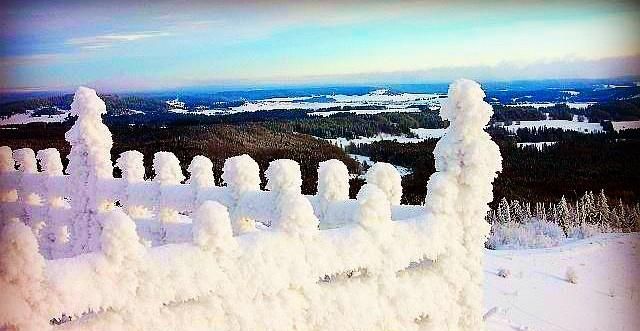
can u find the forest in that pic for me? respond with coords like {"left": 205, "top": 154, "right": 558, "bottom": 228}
{"left": 2, "top": 118, "right": 639, "bottom": 208}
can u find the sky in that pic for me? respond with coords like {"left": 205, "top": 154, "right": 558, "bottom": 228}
{"left": 1, "top": 0, "right": 639, "bottom": 92}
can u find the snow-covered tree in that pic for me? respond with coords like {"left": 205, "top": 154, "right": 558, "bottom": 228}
{"left": 509, "top": 200, "right": 522, "bottom": 223}
{"left": 497, "top": 197, "right": 511, "bottom": 224}
{"left": 535, "top": 202, "right": 547, "bottom": 221}
{"left": 524, "top": 202, "right": 532, "bottom": 220}
{"left": 595, "top": 189, "right": 610, "bottom": 229}
{"left": 557, "top": 196, "right": 572, "bottom": 234}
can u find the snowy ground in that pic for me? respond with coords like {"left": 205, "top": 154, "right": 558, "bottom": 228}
{"left": 505, "top": 102, "right": 597, "bottom": 109}
{"left": 324, "top": 127, "right": 447, "bottom": 148}
{"left": 0, "top": 109, "right": 70, "bottom": 125}
{"left": 484, "top": 233, "right": 640, "bottom": 331}
{"left": 231, "top": 89, "right": 445, "bottom": 114}
{"left": 504, "top": 118, "right": 603, "bottom": 134}
{"left": 612, "top": 120, "right": 640, "bottom": 132}
{"left": 516, "top": 142, "right": 557, "bottom": 150}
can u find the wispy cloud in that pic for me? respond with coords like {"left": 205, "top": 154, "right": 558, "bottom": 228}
{"left": 0, "top": 53, "right": 64, "bottom": 67}
{"left": 66, "top": 31, "right": 172, "bottom": 49}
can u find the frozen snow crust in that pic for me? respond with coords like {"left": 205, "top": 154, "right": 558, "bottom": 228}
{"left": 0, "top": 80, "right": 502, "bottom": 331}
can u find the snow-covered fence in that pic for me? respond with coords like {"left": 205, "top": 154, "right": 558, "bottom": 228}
{"left": 0, "top": 79, "right": 502, "bottom": 331}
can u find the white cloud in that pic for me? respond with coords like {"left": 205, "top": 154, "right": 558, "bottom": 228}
{"left": 0, "top": 53, "right": 64, "bottom": 67}
{"left": 66, "top": 31, "right": 172, "bottom": 48}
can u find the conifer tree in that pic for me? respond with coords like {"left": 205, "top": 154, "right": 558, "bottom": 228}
{"left": 557, "top": 196, "right": 571, "bottom": 234}
{"left": 596, "top": 189, "right": 610, "bottom": 229}
{"left": 498, "top": 197, "right": 511, "bottom": 224}
{"left": 510, "top": 200, "right": 524, "bottom": 224}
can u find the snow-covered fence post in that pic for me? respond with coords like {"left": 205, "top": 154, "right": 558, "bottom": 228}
{"left": 354, "top": 184, "right": 393, "bottom": 276}
{"left": 12, "top": 148, "right": 41, "bottom": 229}
{"left": 36, "top": 148, "right": 66, "bottom": 258}
{"left": 355, "top": 184, "right": 392, "bottom": 230}
{"left": 192, "top": 201, "right": 236, "bottom": 252}
{"left": 65, "top": 86, "right": 114, "bottom": 255}
{"left": 317, "top": 159, "right": 349, "bottom": 219}
{"left": 424, "top": 79, "right": 502, "bottom": 330}
{"left": 0, "top": 146, "right": 19, "bottom": 222}
{"left": 100, "top": 209, "right": 145, "bottom": 266}
{"left": 265, "top": 159, "right": 318, "bottom": 235}
{"left": 222, "top": 154, "right": 260, "bottom": 234}
{"left": 115, "top": 150, "right": 148, "bottom": 218}
{"left": 364, "top": 162, "right": 402, "bottom": 206}
{"left": 274, "top": 192, "right": 319, "bottom": 235}
{"left": 0, "top": 221, "right": 50, "bottom": 331}
{"left": 187, "top": 155, "right": 215, "bottom": 207}
{"left": 152, "top": 151, "right": 185, "bottom": 226}
{"left": 0, "top": 146, "right": 15, "bottom": 173}
{"left": 265, "top": 159, "right": 302, "bottom": 194}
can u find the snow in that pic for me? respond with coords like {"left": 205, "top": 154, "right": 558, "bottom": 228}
{"left": 516, "top": 142, "right": 557, "bottom": 150}
{"left": 484, "top": 233, "right": 640, "bottom": 331}
{"left": 409, "top": 127, "right": 448, "bottom": 139}
{"left": 36, "top": 149, "right": 64, "bottom": 176}
{"left": 153, "top": 151, "right": 185, "bottom": 185}
{"left": 611, "top": 120, "right": 640, "bottom": 132}
{"left": 265, "top": 159, "right": 303, "bottom": 194}
{"left": 505, "top": 102, "right": 596, "bottom": 109}
{"left": 64, "top": 86, "right": 114, "bottom": 255}
{"left": 186, "top": 155, "right": 215, "bottom": 188}
{"left": 505, "top": 119, "right": 603, "bottom": 134}
{"left": 0, "top": 109, "right": 70, "bottom": 126}
{"left": 308, "top": 107, "right": 421, "bottom": 117}
{"left": 0, "top": 80, "right": 504, "bottom": 331}
{"left": 349, "top": 154, "right": 412, "bottom": 177}
{"left": 231, "top": 89, "right": 445, "bottom": 114}
{"left": 364, "top": 162, "right": 402, "bottom": 205}
{"left": 317, "top": 159, "right": 350, "bottom": 218}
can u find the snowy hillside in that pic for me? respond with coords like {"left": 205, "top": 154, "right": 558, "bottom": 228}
{"left": 484, "top": 233, "right": 640, "bottom": 331}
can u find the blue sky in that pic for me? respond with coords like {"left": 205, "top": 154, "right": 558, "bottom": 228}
{"left": 1, "top": 0, "right": 639, "bottom": 92}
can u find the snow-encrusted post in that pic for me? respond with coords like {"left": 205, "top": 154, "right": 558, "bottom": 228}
{"left": 115, "top": 150, "right": 148, "bottom": 218}
{"left": 100, "top": 209, "right": 145, "bottom": 265}
{"left": 13, "top": 148, "right": 41, "bottom": 229}
{"left": 36, "top": 148, "right": 66, "bottom": 258}
{"left": 0, "top": 146, "right": 18, "bottom": 222}
{"left": 364, "top": 162, "right": 402, "bottom": 206}
{"left": 424, "top": 79, "right": 502, "bottom": 330}
{"left": 222, "top": 154, "right": 260, "bottom": 234}
{"left": 355, "top": 184, "right": 392, "bottom": 230}
{"left": 187, "top": 155, "right": 216, "bottom": 207}
{"left": 317, "top": 159, "right": 349, "bottom": 220}
{"left": 265, "top": 159, "right": 302, "bottom": 195}
{"left": 153, "top": 151, "right": 185, "bottom": 225}
{"left": 0, "top": 221, "right": 50, "bottom": 331}
{"left": 266, "top": 159, "right": 318, "bottom": 235}
{"left": 65, "top": 86, "right": 114, "bottom": 255}
{"left": 192, "top": 201, "right": 236, "bottom": 252}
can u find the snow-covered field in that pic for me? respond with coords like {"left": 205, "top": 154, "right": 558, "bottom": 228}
{"left": 231, "top": 89, "right": 445, "bottom": 114}
{"left": 504, "top": 119, "right": 603, "bottom": 134}
{"left": 612, "top": 120, "right": 640, "bottom": 132}
{"left": 325, "top": 127, "right": 447, "bottom": 148}
{"left": 505, "top": 102, "right": 597, "bottom": 109}
{"left": 326, "top": 133, "right": 425, "bottom": 148}
{"left": 308, "top": 107, "right": 421, "bottom": 117}
{"left": 484, "top": 233, "right": 640, "bottom": 331}
{"left": 410, "top": 127, "right": 448, "bottom": 139}
{"left": 517, "top": 141, "right": 557, "bottom": 150}
{"left": 0, "top": 109, "right": 70, "bottom": 125}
